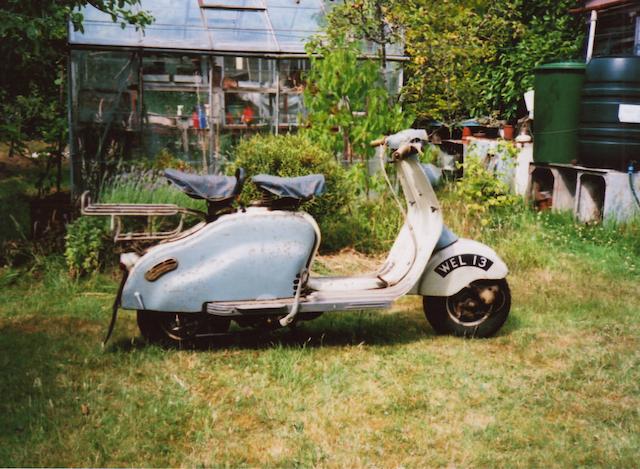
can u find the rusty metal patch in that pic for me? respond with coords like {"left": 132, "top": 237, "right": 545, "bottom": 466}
{"left": 144, "top": 258, "right": 178, "bottom": 282}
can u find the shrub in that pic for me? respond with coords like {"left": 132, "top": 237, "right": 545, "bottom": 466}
{"left": 64, "top": 216, "right": 111, "bottom": 278}
{"left": 455, "top": 142, "right": 520, "bottom": 217}
{"left": 228, "top": 134, "right": 352, "bottom": 234}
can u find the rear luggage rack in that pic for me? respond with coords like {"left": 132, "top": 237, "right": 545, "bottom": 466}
{"left": 80, "top": 191, "right": 206, "bottom": 242}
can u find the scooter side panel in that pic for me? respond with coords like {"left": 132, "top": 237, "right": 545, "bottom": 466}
{"left": 121, "top": 210, "right": 317, "bottom": 312}
{"left": 414, "top": 238, "right": 509, "bottom": 297}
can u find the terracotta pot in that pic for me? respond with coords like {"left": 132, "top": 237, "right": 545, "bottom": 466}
{"left": 502, "top": 124, "right": 514, "bottom": 140}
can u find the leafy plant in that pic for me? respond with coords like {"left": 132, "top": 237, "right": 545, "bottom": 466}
{"left": 323, "top": 163, "right": 404, "bottom": 253}
{"left": 472, "top": 0, "right": 584, "bottom": 119}
{"left": 455, "top": 142, "right": 520, "bottom": 219}
{"left": 64, "top": 216, "right": 110, "bottom": 277}
{"left": 302, "top": 36, "right": 412, "bottom": 161}
{"left": 228, "top": 133, "right": 351, "bottom": 234}
{"left": 325, "top": 0, "right": 584, "bottom": 123}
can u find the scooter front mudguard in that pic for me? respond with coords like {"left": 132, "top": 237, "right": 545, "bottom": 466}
{"left": 414, "top": 238, "right": 509, "bottom": 297}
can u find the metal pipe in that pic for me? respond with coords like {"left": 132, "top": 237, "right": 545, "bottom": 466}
{"left": 586, "top": 10, "right": 598, "bottom": 62}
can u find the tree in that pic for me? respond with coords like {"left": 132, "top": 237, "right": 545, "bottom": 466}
{"left": 321, "top": 0, "right": 402, "bottom": 84}
{"left": 322, "top": 0, "right": 584, "bottom": 125}
{"left": 473, "top": 0, "right": 584, "bottom": 119}
{"left": 0, "top": 1, "right": 151, "bottom": 195}
{"left": 303, "top": 37, "right": 412, "bottom": 162}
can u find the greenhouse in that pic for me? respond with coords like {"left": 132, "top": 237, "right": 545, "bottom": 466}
{"left": 67, "top": 0, "right": 405, "bottom": 189}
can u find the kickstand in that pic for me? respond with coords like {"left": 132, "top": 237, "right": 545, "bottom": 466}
{"left": 103, "top": 270, "right": 129, "bottom": 347}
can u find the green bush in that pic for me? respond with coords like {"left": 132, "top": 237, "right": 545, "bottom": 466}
{"left": 228, "top": 133, "right": 352, "bottom": 237}
{"left": 455, "top": 142, "right": 520, "bottom": 219}
{"left": 64, "top": 216, "right": 111, "bottom": 278}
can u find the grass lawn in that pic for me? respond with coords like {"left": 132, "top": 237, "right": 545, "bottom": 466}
{"left": 0, "top": 208, "right": 639, "bottom": 467}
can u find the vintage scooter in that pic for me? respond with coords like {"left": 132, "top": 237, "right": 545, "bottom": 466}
{"left": 82, "top": 129, "right": 511, "bottom": 345}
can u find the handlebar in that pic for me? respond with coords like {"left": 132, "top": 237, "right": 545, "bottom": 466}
{"left": 392, "top": 142, "right": 422, "bottom": 159}
{"left": 370, "top": 137, "right": 386, "bottom": 147}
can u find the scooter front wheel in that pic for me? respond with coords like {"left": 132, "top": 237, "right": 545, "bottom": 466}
{"left": 423, "top": 279, "right": 511, "bottom": 338}
{"left": 137, "top": 310, "right": 230, "bottom": 346}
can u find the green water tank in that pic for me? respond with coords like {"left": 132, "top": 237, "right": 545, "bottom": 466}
{"left": 578, "top": 56, "right": 640, "bottom": 171}
{"left": 533, "top": 62, "right": 587, "bottom": 164}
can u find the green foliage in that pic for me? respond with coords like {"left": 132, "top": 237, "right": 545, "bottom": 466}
{"left": 317, "top": 0, "right": 402, "bottom": 71}
{"left": 0, "top": 1, "right": 152, "bottom": 194}
{"left": 455, "top": 142, "right": 520, "bottom": 218}
{"left": 0, "top": 177, "right": 31, "bottom": 246}
{"left": 228, "top": 133, "right": 351, "bottom": 235}
{"left": 327, "top": 0, "right": 584, "bottom": 123}
{"left": 473, "top": 0, "right": 585, "bottom": 119}
{"left": 322, "top": 164, "right": 404, "bottom": 253}
{"left": 64, "top": 216, "right": 110, "bottom": 277}
{"left": 302, "top": 37, "right": 412, "bottom": 161}
{"left": 396, "top": 1, "right": 501, "bottom": 125}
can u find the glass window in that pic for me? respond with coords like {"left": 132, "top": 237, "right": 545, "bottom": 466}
{"left": 384, "top": 61, "right": 404, "bottom": 96}
{"left": 223, "top": 57, "right": 276, "bottom": 89}
{"left": 200, "top": 0, "right": 266, "bottom": 8}
{"left": 266, "top": 0, "right": 325, "bottom": 8}
{"left": 72, "top": 51, "right": 140, "bottom": 128}
{"left": 279, "top": 93, "right": 305, "bottom": 126}
{"left": 141, "top": 26, "right": 211, "bottom": 50}
{"left": 268, "top": 7, "right": 324, "bottom": 32}
{"left": 70, "top": 21, "right": 141, "bottom": 46}
{"left": 279, "top": 59, "right": 308, "bottom": 91}
{"left": 224, "top": 92, "right": 275, "bottom": 129}
{"left": 204, "top": 9, "right": 278, "bottom": 51}
{"left": 594, "top": 5, "right": 640, "bottom": 56}
{"left": 141, "top": 55, "right": 213, "bottom": 170}
{"left": 70, "top": 50, "right": 142, "bottom": 190}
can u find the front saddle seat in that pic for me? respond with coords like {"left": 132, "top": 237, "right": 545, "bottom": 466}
{"left": 164, "top": 168, "right": 246, "bottom": 220}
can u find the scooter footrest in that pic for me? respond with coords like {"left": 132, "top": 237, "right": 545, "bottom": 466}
{"left": 206, "top": 299, "right": 293, "bottom": 316}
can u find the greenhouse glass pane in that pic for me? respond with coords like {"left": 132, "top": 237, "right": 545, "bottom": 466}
{"left": 141, "top": 55, "right": 212, "bottom": 170}
{"left": 279, "top": 59, "right": 309, "bottom": 91}
{"left": 266, "top": 0, "right": 324, "bottom": 8}
{"left": 223, "top": 57, "right": 276, "bottom": 88}
{"left": 205, "top": 10, "right": 278, "bottom": 51}
{"left": 145, "top": 0, "right": 197, "bottom": 25}
{"left": 200, "top": 0, "right": 265, "bottom": 8}
{"left": 224, "top": 92, "right": 274, "bottom": 128}
{"left": 205, "top": 9, "right": 268, "bottom": 30}
{"left": 279, "top": 93, "right": 304, "bottom": 126}
{"left": 268, "top": 7, "right": 324, "bottom": 32}
{"left": 70, "top": 21, "right": 141, "bottom": 46}
{"left": 141, "top": 27, "right": 211, "bottom": 49}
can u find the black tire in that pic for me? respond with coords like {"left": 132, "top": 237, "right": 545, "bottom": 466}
{"left": 137, "top": 310, "right": 230, "bottom": 346}
{"left": 423, "top": 279, "right": 511, "bottom": 338}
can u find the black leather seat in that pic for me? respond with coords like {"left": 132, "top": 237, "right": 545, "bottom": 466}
{"left": 252, "top": 174, "right": 325, "bottom": 200}
{"left": 164, "top": 169, "right": 242, "bottom": 201}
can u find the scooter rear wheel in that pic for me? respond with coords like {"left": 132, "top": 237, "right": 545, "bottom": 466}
{"left": 137, "top": 310, "right": 230, "bottom": 346}
{"left": 423, "top": 279, "right": 511, "bottom": 338}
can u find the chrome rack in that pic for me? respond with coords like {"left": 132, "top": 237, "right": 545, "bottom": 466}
{"left": 80, "top": 191, "right": 206, "bottom": 242}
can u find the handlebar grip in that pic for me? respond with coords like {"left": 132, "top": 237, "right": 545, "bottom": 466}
{"left": 392, "top": 143, "right": 414, "bottom": 159}
{"left": 370, "top": 137, "right": 386, "bottom": 147}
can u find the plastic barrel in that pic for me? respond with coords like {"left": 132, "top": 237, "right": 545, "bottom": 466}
{"left": 578, "top": 56, "right": 640, "bottom": 171}
{"left": 533, "top": 62, "right": 586, "bottom": 164}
